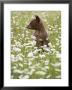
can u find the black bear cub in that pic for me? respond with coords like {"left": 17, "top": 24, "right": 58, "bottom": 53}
{"left": 27, "top": 15, "right": 49, "bottom": 47}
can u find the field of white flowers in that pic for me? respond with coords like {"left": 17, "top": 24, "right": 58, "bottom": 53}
{"left": 11, "top": 11, "right": 61, "bottom": 79}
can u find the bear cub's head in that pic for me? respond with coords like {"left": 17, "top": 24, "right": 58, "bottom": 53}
{"left": 27, "top": 15, "right": 42, "bottom": 30}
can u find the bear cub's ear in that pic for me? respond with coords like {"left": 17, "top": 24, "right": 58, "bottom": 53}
{"left": 35, "top": 15, "right": 40, "bottom": 23}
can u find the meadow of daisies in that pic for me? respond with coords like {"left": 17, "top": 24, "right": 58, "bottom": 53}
{"left": 11, "top": 11, "right": 61, "bottom": 79}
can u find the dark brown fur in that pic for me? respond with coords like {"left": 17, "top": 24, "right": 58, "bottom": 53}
{"left": 27, "top": 15, "right": 49, "bottom": 47}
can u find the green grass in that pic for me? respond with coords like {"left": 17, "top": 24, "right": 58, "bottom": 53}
{"left": 11, "top": 11, "right": 61, "bottom": 79}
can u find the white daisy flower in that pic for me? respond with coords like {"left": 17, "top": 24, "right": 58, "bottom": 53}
{"left": 35, "top": 71, "right": 46, "bottom": 75}
{"left": 39, "top": 54, "right": 45, "bottom": 58}
{"left": 48, "top": 42, "right": 53, "bottom": 48}
{"left": 28, "top": 52, "right": 34, "bottom": 58}
{"left": 13, "top": 47, "right": 21, "bottom": 52}
{"left": 11, "top": 54, "right": 15, "bottom": 61}
{"left": 23, "top": 75, "right": 29, "bottom": 79}
{"left": 45, "top": 60, "right": 49, "bottom": 65}
{"left": 31, "top": 35, "right": 36, "bottom": 40}
{"left": 51, "top": 62, "right": 61, "bottom": 67}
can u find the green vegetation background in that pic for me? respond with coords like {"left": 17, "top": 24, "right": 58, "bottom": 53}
{"left": 11, "top": 11, "right": 61, "bottom": 79}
